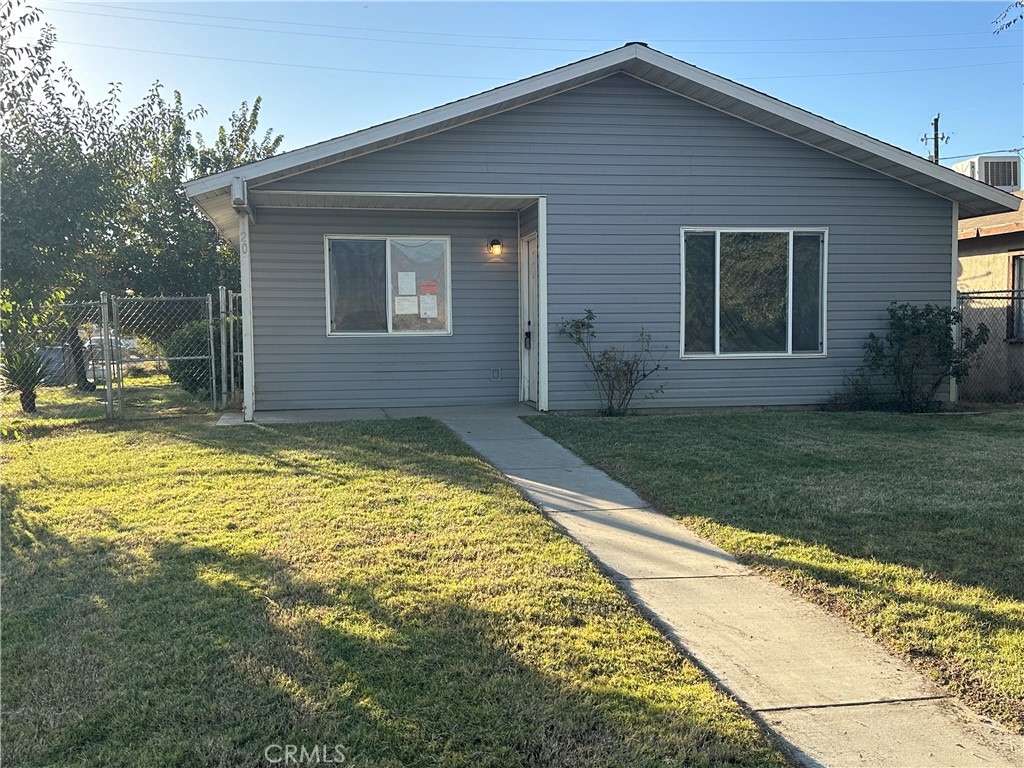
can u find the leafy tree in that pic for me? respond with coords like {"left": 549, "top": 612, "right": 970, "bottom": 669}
{"left": 1, "top": 0, "right": 145, "bottom": 391}
{"left": 2, "top": 0, "right": 283, "bottom": 320}
{"left": 995, "top": 1, "right": 1023, "bottom": 32}
{"left": 190, "top": 96, "right": 283, "bottom": 178}
{"left": 0, "top": 2, "right": 138, "bottom": 322}
{"left": 83, "top": 91, "right": 283, "bottom": 301}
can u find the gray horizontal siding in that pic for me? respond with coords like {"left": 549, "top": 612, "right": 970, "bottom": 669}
{"left": 249, "top": 209, "right": 519, "bottom": 410}
{"left": 253, "top": 73, "right": 953, "bottom": 410}
{"left": 520, "top": 201, "right": 539, "bottom": 237}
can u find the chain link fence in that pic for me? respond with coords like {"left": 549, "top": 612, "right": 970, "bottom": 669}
{"left": 1, "top": 289, "right": 241, "bottom": 430}
{"left": 111, "top": 295, "right": 218, "bottom": 416}
{"left": 958, "top": 290, "right": 1024, "bottom": 403}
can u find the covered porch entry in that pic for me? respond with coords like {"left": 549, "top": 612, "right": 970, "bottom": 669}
{"left": 232, "top": 189, "right": 548, "bottom": 418}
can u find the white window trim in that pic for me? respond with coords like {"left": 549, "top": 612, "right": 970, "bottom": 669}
{"left": 323, "top": 234, "right": 453, "bottom": 338}
{"left": 680, "top": 227, "right": 829, "bottom": 360}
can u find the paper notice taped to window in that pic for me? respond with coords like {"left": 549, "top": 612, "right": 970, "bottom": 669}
{"left": 419, "top": 294, "right": 438, "bottom": 319}
{"left": 395, "top": 296, "right": 419, "bottom": 315}
{"left": 398, "top": 272, "right": 416, "bottom": 296}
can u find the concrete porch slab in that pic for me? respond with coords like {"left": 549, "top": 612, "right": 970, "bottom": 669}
{"left": 214, "top": 403, "right": 535, "bottom": 427}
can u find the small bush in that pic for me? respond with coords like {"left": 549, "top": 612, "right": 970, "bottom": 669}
{"left": 0, "top": 347, "right": 48, "bottom": 413}
{"left": 822, "top": 372, "right": 884, "bottom": 412}
{"left": 860, "top": 302, "right": 989, "bottom": 413}
{"left": 559, "top": 309, "right": 664, "bottom": 416}
{"left": 165, "top": 320, "right": 217, "bottom": 396}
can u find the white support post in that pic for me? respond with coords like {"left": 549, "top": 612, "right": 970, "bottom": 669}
{"left": 950, "top": 201, "right": 960, "bottom": 404}
{"left": 537, "top": 197, "right": 549, "bottom": 412}
{"left": 238, "top": 213, "right": 256, "bottom": 421}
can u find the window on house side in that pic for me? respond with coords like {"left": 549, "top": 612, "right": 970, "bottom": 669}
{"left": 682, "top": 229, "right": 826, "bottom": 357}
{"left": 326, "top": 236, "right": 451, "bottom": 335}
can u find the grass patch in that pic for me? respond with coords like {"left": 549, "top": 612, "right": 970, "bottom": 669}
{"left": 525, "top": 409, "right": 1024, "bottom": 732}
{"left": 1, "top": 372, "right": 209, "bottom": 437}
{"left": 1, "top": 416, "right": 785, "bottom": 767}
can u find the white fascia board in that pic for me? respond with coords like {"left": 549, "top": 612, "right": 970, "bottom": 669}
{"left": 183, "top": 47, "right": 637, "bottom": 199}
{"left": 632, "top": 47, "right": 1016, "bottom": 214}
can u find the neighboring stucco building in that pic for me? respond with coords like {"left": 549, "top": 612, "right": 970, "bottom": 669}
{"left": 184, "top": 44, "right": 1018, "bottom": 420}
{"left": 957, "top": 189, "right": 1024, "bottom": 401}
{"left": 958, "top": 189, "right": 1024, "bottom": 294}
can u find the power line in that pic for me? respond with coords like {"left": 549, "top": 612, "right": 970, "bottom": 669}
{"left": 76, "top": 2, "right": 1013, "bottom": 45}
{"left": 944, "top": 148, "right": 1024, "bottom": 159}
{"left": 744, "top": 60, "right": 1021, "bottom": 81}
{"left": 42, "top": 40, "right": 508, "bottom": 81}
{"left": 47, "top": 8, "right": 597, "bottom": 54}
{"left": 38, "top": 37, "right": 1021, "bottom": 83}
{"left": 47, "top": 7, "right": 1024, "bottom": 56}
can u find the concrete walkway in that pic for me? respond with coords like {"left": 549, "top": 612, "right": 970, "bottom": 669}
{"left": 221, "top": 405, "right": 1022, "bottom": 766}
{"left": 435, "top": 407, "right": 1021, "bottom": 768}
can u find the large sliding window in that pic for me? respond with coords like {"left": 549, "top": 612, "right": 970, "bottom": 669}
{"left": 681, "top": 228, "right": 826, "bottom": 357}
{"left": 326, "top": 235, "right": 451, "bottom": 336}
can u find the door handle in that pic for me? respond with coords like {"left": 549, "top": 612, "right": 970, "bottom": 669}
{"left": 524, "top": 331, "right": 532, "bottom": 350}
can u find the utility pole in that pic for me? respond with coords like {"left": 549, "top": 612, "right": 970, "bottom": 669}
{"left": 920, "top": 114, "right": 951, "bottom": 163}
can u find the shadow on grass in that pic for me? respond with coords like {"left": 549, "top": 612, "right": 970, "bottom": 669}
{"left": 0, "top": 506, "right": 770, "bottom": 768}
{"left": 744, "top": 548, "right": 1024, "bottom": 730}
{"left": 1, "top": 375, "right": 211, "bottom": 440}
{"left": 527, "top": 412, "right": 1024, "bottom": 603}
{"left": 30, "top": 414, "right": 512, "bottom": 503}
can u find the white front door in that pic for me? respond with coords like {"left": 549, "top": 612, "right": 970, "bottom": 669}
{"left": 521, "top": 235, "right": 540, "bottom": 403}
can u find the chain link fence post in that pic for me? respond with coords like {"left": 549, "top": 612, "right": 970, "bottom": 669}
{"left": 218, "top": 286, "right": 229, "bottom": 409}
{"left": 110, "top": 296, "right": 125, "bottom": 416}
{"left": 206, "top": 294, "right": 217, "bottom": 411}
{"left": 99, "top": 292, "right": 115, "bottom": 419}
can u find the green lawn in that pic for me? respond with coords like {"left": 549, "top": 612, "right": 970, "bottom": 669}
{"left": 1, "top": 371, "right": 209, "bottom": 436}
{"left": 525, "top": 409, "right": 1024, "bottom": 732}
{"left": 1, "top": 416, "right": 786, "bottom": 767}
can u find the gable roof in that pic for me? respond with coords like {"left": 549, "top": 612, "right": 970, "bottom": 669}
{"left": 185, "top": 43, "right": 1018, "bottom": 220}
{"left": 958, "top": 190, "right": 1024, "bottom": 240}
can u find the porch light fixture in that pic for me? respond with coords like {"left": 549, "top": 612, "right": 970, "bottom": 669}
{"left": 488, "top": 239, "right": 503, "bottom": 256}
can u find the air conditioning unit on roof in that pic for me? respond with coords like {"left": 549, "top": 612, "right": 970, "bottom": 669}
{"left": 951, "top": 155, "right": 1021, "bottom": 192}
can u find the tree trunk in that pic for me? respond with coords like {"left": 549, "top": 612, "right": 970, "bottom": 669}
{"left": 19, "top": 389, "right": 37, "bottom": 413}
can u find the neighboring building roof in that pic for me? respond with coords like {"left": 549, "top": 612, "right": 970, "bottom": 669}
{"left": 957, "top": 189, "right": 1024, "bottom": 240}
{"left": 185, "top": 43, "right": 1019, "bottom": 225}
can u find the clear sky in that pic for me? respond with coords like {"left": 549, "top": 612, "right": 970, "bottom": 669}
{"left": 35, "top": 1, "right": 1024, "bottom": 169}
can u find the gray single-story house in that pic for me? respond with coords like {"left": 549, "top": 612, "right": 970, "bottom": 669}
{"left": 184, "top": 43, "right": 1018, "bottom": 420}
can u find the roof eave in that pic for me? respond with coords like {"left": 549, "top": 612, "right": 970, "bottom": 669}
{"left": 182, "top": 43, "right": 1019, "bottom": 219}
{"left": 183, "top": 45, "right": 638, "bottom": 199}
